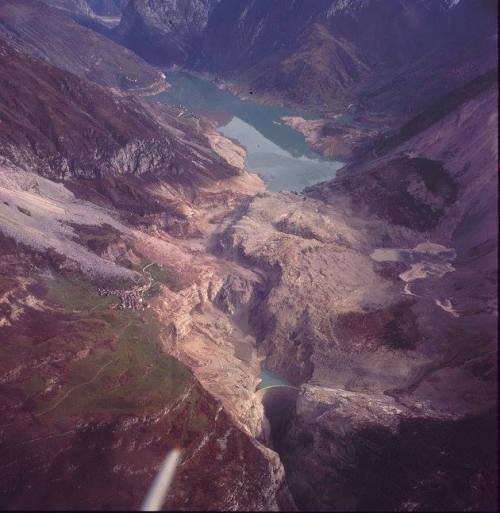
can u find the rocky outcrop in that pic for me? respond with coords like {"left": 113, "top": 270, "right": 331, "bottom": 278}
{"left": 0, "top": 3, "right": 497, "bottom": 510}
{"left": 116, "top": 0, "right": 221, "bottom": 65}
{"left": 155, "top": 260, "right": 272, "bottom": 441}
{"left": 42, "top": 0, "right": 128, "bottom": 17}
{"left": 220, "top": 191, "right": 408, "bottom": 386}
{"left": 0, "top": 159, "right": 293, "bottom": 510}
{"left": 216, "top": 78, "right": 498, "bottom": 510}
{"left": 279, "top": 386, "right": 496, "bottom": 511}
{"left": 0, "top": 246, "right": 291, "bottom": 510}
{"left": 0, "top": 33, "right": 295, "bottom": 510}
{"left": 0, "top": 39, "right": 242, "bottom": 193}
{"left": 282, "top": 116, "right": 378, "bottom": 160}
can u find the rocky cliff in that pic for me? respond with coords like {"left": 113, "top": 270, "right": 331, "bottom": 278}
{"left": 116, "top": 0, "right": 220, "bottom": 65}
{"left": 0, "top": 227, "right": 292, "bottom": 510}
{"left": 42, "top": 0, "right": 128, "bottom": 17}
{"left": 0, "top": 3, "right": 497, "bottom": 510}
{"left": 0, "top": 39, "right": 239, "bottom": 189}
{"left": 215, "top": 75, "right": 498, "bottom": 510}
{"left": 0, "top": 39, "right": 293, "bottom": 510}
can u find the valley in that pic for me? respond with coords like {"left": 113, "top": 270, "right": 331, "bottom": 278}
{"left": 150, "top": 71, "right": 344, "bottom": 191}
{"left": 0, "top": 1, "right": 497, "bottom": 511}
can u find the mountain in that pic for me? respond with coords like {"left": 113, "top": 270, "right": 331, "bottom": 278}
{"left": 0, "top": 0, "right": 165, "bottom": 92}
{"left": 0, "top": 1, "right": 497, "bottom": 511}
{"left": 41, "top": 0, "right": 128, "bottom": 17}
{"left": 116, "top": 0, "right": 221, "bottom": 65}
{"left": 0, "top": 38, "right": 237, "bottom": 184}
{"left": 117, "top": 0, "right": 497, "bottom": 115}
{"left": 217, "top": 73, "right": 498, "bottom": 511}
{"left": 0, "top": 39, "right": 295, "bottom": 509}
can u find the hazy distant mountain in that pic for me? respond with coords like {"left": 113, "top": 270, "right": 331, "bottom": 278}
{"left": 0, "top": 1, "right": 497, "bottom": 511}
{"left": 0, "top": 0, "right": 165, "bottom": 91}
{"left": 117, "top": 0, "right": 497, "bottom": 115}
{"left": 42, "top": 0, "right": 128, "bottom": 16}
{"left": 116, "top": 0, "right": 221, "bottom": 64}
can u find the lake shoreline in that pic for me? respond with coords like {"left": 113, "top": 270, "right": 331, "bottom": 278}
{"left": 149, "top": 70, "right": 344, "bottom": 193}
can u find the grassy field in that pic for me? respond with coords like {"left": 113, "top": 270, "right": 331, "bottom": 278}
{"left": 3, "top": 272, "right": 195, "bottom": 423}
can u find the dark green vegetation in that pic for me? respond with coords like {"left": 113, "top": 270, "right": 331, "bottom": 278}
{"left": 69, "top": 224, "right": 187, "bottom": 295}
{"left": 0, "top": 0, "right": 496, "bottom": 509}
{"left": 145, "top": 263, "right": 185, "bottom": 293}
{"left": 0, "top": 256, "right": 249, "bottom": 510}
{"left": 0, "top": 272, "right": 193, "bottom": 423}
{"left": 48, "top": 275, "right": 188, "bottom": 412}
{"left": 116, "top": 256, "right": 186, "bottom": 295}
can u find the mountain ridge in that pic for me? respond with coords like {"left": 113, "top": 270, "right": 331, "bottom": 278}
{"left": 0, "top": 0, "right": 166, "bottom": 92}
{"left": 0, "top": 1, "right": 497, "bottom": 510}
{"left": 116, "top": 0, "right": 497, "bottom": 118}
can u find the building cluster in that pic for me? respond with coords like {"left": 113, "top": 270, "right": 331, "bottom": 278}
{"left": 171, "top": 104, "right": 200, "bottom": 121}
{"left": 98, "top": 287, "right": 144, "bottom": 310}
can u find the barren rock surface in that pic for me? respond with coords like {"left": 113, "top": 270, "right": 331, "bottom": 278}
{"left": 282, "top": 116, "right": 378, "bottom": 160}
{"left": 0, "top": 38, "right": 292, "bottom": 510}
{"left": 0, "top": 4, "right": 497, "bottom": 509}
{"left": 235, "top": 79, "right": 498, "bottom": 511}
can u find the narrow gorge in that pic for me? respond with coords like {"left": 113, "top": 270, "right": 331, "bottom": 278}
{"left": 0, "top": 0, "right": 497, "bottom": 511}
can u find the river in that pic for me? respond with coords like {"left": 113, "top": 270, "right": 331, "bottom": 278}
{"left": 149, "top": 71, "right": 344, "bottom": 192}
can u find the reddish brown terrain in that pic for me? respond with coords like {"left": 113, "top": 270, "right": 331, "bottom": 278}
{"left": 0, "top": 1, "right": 497, "bottom": 511}
{"left": 0, "top": 36, "right": 290, "bottom": 511}
{"left": 42, "top": 0, "right": 128, "bottom": 17}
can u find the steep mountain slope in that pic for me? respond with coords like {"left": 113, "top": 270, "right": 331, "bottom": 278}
{"left": 0, "top": 39, "right": 236, "bottom": 187}
{"left": 199, "top": 0, "right": 497, "bottom": 114}
{"left": 0, "top": 182, "right": 292, "bottom": 510}
{"left": 116, "top": 0, "right": 220, "bottom": 65}
{"left": 41, "top": 0, "right": 128, "bottom": 17}
{"left": 0, "top": 2, "right": 497, "bottom": 511}
{"left": 87, "top": 0, "right": 128, "bottom": 16}
{"left": 0, "top": 40, "right": 294, "bottom": 510}
{"left": 0, "top": 0, "right": 165, "bottom": 92}
{"left": 216, "top": 74, "right": 498, "bottom": 510}
{"left": 117, "top": 0, "right": 497, "bottom": 115}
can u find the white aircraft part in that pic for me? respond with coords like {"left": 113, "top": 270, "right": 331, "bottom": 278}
{"left": 141, "top": 448, "right": 182, "bottom": 511}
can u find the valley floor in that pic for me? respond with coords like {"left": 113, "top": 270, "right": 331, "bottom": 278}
{"left": 0, "top": 17, "right": 497, "bottom": 509}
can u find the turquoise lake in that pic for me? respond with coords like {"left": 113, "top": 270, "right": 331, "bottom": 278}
{"left": 150, "top": 71, "right": 344, "bottom": 192}
{"left": 256, "top": 369, "right": 292, "bottom": 391}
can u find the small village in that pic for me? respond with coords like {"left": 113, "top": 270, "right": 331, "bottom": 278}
{"left": 97, "top": 287, "right": 144, "bottom": 310}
